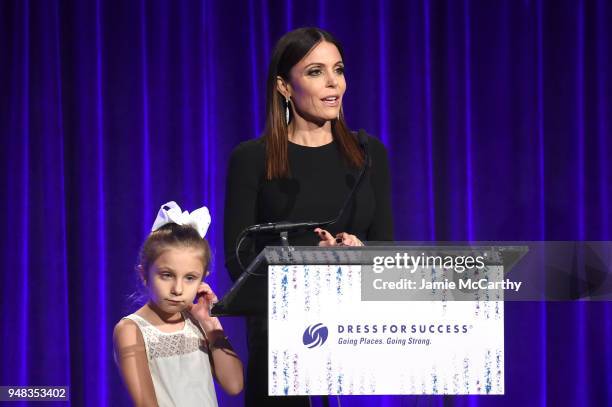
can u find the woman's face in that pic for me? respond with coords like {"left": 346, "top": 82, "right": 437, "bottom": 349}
{"left": 281, "top": 41, "right": 346, "bottom": 125}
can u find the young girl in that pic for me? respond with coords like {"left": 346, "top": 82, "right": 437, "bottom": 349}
{"left": 114, "top": 201, "right": 243, "bottom": 407}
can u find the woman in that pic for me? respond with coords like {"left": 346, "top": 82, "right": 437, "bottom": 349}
{"left": 224, "top": 27, "right": 393, "bottom": 406}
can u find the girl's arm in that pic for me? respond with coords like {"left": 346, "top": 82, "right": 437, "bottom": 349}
{"left": 188, "top": 283, "right": 244, "bottom": 395}
{"left": 207, "top": 329, "right": 244, "bottom": 395}
{"left": 113, "top": 319, "right": 159, "bottom": 407}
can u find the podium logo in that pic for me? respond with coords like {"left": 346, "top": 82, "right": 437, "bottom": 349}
{"left": 302, "top": 323, "right": 328, "bottom": 348}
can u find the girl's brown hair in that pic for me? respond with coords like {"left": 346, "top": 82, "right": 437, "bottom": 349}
{"left": 138, "top": 223, "right": 211, "bottom": 274}
{"left": 263, "top": 27, "right": 364, "bottom": 180}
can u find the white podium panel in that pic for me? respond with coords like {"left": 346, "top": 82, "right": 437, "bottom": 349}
{"left": 268, "top": 264, "right": 504, "bottom": 395}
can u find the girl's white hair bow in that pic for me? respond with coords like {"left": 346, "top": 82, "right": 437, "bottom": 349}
{"left": 151, "top": 201, "right": 211, "bottom": 238}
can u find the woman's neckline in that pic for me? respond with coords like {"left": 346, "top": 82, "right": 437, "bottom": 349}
{"left": 288, "top": 139, "right": 335, "bottom": 149}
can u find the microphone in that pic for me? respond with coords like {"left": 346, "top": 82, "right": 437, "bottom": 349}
{"left": 333, "top": 129, "right": 370, "bottom": 224}
{"left": 244, "top": 220, "right": 325, "bottom": 234}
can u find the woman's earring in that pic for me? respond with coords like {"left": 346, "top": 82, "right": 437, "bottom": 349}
{"left": 285, "top": 98, "right": 290, "bottom": 125}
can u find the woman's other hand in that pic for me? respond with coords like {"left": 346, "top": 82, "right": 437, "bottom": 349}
{"left": 314, "top": 228, "right": 363, "bottom": 246}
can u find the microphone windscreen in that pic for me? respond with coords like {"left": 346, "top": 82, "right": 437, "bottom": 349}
{"left": 357, "top": 129, "right": 368, "bottom": 147}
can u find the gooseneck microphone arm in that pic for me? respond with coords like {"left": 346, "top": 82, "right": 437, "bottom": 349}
{"left": 234, "top": 130, "right": 371, "bottom": 274}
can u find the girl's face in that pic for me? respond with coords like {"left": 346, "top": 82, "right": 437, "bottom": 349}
{"left": 145, "top": 246, "right": 205, "bottom": 315}
{"left": 280, "top": 41, "right": 346, "bottom": 125}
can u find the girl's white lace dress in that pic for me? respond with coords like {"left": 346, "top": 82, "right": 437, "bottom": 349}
{"left": 122, "top": 313, "right": 218, "bottom": 407}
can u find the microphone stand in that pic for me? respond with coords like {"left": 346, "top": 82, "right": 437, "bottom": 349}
{"left": 280, "top": 231, "right": 289, "bottom": 247}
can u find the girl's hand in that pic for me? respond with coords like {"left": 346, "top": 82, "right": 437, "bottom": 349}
{"left": 187, "top": 282, "right": 222, "bottom": 335}
{"left": 314, "top": 228, "right": 363, "bottom": 247}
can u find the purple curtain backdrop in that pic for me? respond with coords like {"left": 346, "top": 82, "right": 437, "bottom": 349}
{"left": 1, "top": 0, "right": 611, "bottom": 406}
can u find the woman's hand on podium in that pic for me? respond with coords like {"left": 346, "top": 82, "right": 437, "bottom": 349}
{"left": 315, "top": 228, "right": 363, "bottom": 247}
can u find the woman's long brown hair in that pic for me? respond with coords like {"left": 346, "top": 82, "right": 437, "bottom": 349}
{"left": 263, "top": 27, "right": 364, "bottom": 180}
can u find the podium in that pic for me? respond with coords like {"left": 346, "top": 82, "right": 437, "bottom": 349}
{"left": 213, "top": 245, "right": 528, "bottom": 395}
{"left": 212, "top": 246, "right": 369, "bottom": 316}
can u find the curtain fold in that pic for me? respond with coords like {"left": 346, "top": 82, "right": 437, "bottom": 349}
{"left": 1, "top": 1, "right": 611, "bottom": 406}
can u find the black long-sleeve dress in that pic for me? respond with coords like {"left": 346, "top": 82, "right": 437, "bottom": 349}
{"left": 223, "top": 133, "right": 394, "bottom": 406}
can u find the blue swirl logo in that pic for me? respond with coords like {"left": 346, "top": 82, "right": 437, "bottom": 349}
{"left": 302, "top": 323, "right": 328, "bottom": 348}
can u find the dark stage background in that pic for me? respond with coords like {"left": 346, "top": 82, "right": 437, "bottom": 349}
{"left": 1, "top": 0, "right": 611, "bottom": 406}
